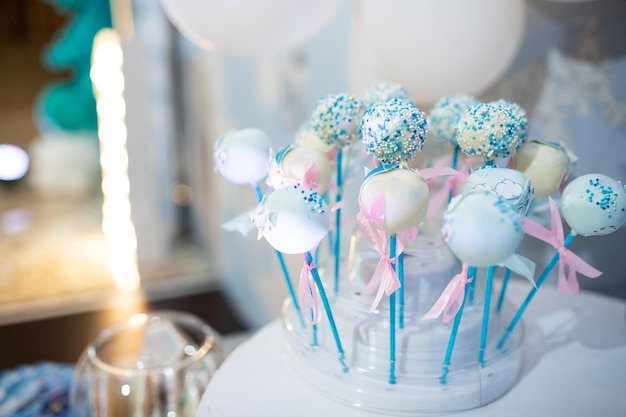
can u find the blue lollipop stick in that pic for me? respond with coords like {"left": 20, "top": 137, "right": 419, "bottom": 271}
{"left": 253, "top": 184, "right": 305, "bottom": 328}
{"left": 398, "top": 251, "right": 405, "bottom": 329}
{"left": 440, "top": 266, "right": 475, "bottom": 384}
{"left": 389, "top": 234, "right": 398, "bottom": 384}
{"left": 478, "top": 265, "right": 496, "bottom": 367}
{"left": 305, "top": 251, "right": 348, "bottom": 372}
{"left": 498, "top": 231, "right": 576, "bottom": 349}
{"left": 333, "top": 150, "right": 343, "bottom": 294}
{"left": 496, "top": 267, "right": 512, "bottom": 313}
{"left": 467, "top": 266, "right": 477, "bottom": 305}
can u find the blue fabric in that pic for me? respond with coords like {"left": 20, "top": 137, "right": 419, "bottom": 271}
{"left": 0, "top": 363, "right": 74, "bottom": 417}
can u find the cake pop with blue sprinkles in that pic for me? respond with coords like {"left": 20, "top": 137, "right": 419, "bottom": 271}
{"left": 310, "top": 93, "right": 366, "bottom": 150}
{"left": 361, "top": 98, "right": 428, "bottom": 166}
{"left": 561, "top": 173, "right": 626, "bottom": 236}
{"left": 456, "top": 102, "right": 526, "bottom": 162}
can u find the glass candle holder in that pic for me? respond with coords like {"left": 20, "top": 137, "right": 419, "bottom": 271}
{"left": 70, "top": 310, "right": 228, "bottom": 417}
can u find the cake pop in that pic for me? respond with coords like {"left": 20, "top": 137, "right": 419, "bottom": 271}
{"left": 514, "top": 140, "right": 573, "bottom": 198}
{"left": 429, "top": 190, "right": 531, "bottom": 381}
{"left": 215, "top": 127, "right": 306, "bottom": 328}
{"left": 499, "top": 173, "right": 626, "bottom": 350}
{"left": 456, "top": 102, "right": 526, "bottom": 162}
{"left": 428, "top": 94, "right": 480, "bottom": 145}
{"left": 361, "top": 99, "right": 427, "bottom": 166}
{"left": 310, "top": 93, "right": 366, "bottom": 293}
{"left": 442, "top": 191, "right": 524, "bottom": 267}
{"left": 310, "top": 93, "right": 365, "bottom": 149}
{"left": 267, "top": 143, "right": 333, "bottom": 194}
{"left": 560, "top": 173, "right": 626, "bottom": 236}
{"left": 358, "top": 165, "right": 430, "bottom": 384}
{"left": 250, "top": 184, "right": 348, "bottom": 372}
{"left": 213, "top": 128, "right": 271, "bottom": 185}
{"left": 362, "top": 81, "right": 414, "bottom": 109}
{"left": 251, "top": 184, "right": 329, "bottom": 255}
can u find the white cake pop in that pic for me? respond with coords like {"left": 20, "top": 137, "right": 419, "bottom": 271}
{"left": 463, "top": 165, "right": 533, "bottom": 215}
{"left": 310, "top": 93, "right": 366, "bottom": 150}
{"left": 442, "top": 191, "right": 523, "bottom": 267}
{"left": 358, "top": 166, "right": 429, "bottom": 233}
{"left": 361, "top": 99, "right": 427, "bottom": 165}
{"left": 561, "top": 173, "right": 626, "bottom": 236}
{"left": 267, "top": 144, "right": 333, "bottom": 194}
{"left": 456, "top": 103, "right": 526, "bottom": 161}
{"left": 250, "top": 184, "right": 330, "bottom": 254}
{"left": 214, "top": 128, "right": 271, "bottom": 185}
{"left": 363, "top": 81, "right": 414, "bottom": 109}
{"left": 428, "top": 94, "right": 480, "bottom": 145}
{"left": 514, "top": 140, "right": 572, "bottom": 198}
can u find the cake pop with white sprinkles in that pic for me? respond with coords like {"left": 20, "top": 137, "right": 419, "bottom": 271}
{"left": 456, "top": 102, "right": 526, "bottom": 162}
{"left": 363, "top": 81, "right": 414, "bottom": 109}
{"left": 561, "top": 173, "right": 626, "bottom": 236}
{"left": 361, "top": 98, "right": 427, "bottom": 166}
{"left": 310, "top": 93, "right": 366, "bottom": 150}
{"left": 428, "top": 94, "right": 481, "bottom": 145}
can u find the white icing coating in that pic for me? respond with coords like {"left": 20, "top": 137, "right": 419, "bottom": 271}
{"left": 250, "top": 184, "right": 330, "bottom": 254}
{"left": 514, "top": 140, "right": 570, "bottom": 198}
{"left": 561, "top": 173, "right": 626, "bottom": 236}
{"left": 463, "top": 166, "right": 533, "bottom": 215}
{"left": 214, "top": 128, "right": 271, "bottom": 185}
{"left": 358, "top": 167, "right": 429, "bottom": 233}
{"left": 267, "top": 144, "right": 333, "bottom": 194}
{"left": 442, "top": 191, "right": 523, "bottom": 267}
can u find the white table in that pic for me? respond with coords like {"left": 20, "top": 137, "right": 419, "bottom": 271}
{"left": 198, "top": 280, "right": 626, "bottom": 416}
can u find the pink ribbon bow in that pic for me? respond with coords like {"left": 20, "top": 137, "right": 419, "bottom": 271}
{"left": 522, "top": 197, "right": 602, "bottom": 293}
{"left": 423, "top": 263, "right": 472, "bottom": 323}
{"left": 421, "top": 164, "right": 470, "bottom": 218}
{"left": 298, "top": 257, "right": 320, "bottom": 324}
{"left": 356, "top": 200, "right": 402, "bottom": 312}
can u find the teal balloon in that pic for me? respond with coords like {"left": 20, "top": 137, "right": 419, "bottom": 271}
{"left": 37, "top": 0, "right": 111, "bottom": 133}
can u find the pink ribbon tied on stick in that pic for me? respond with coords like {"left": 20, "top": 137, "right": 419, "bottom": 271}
{"left": 298, "top": 257, "right": 320, "bottom": 324}
{"left": 357, "top": 195, "right": 403, "bottom": 312}
{"left": 423, "top": 263, "right": 473, "bottom": 323}
{"left": 522, "top": 197, "right": 602, "bottom": 293}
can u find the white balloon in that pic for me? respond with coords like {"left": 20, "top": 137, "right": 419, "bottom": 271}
{"left": 351, "top": 0, "right": 526, "bottom": 105}
{"left": 160, "top": 0, "right": 345, "bottom": 57}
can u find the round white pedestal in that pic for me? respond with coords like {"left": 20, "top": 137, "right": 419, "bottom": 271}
{"left": 197, "top": 280, "right": 626, "bottom": 417}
